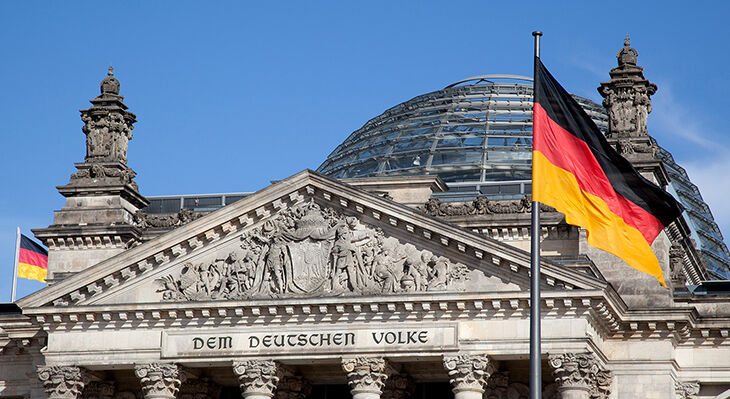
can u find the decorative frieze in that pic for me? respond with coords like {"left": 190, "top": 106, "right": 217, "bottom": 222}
{"left": 675, "top": 380, "right": 700, "bottom": 399}
{"left": 420, "top": 196, "right": 554, "bottom": 217}
{"left": 342, "top": 356, "right": 393, "bottom": 398}
{"left": 443, "top": 354, "right": 494, "bottom": 394}
{"left": 548, "top": 353, "right": 612, "bottom": 399}
{"left": 134, "top": 363, "right": 182, "bottom": 399}
{"left": 232, "top": 360, "right": 282, "bottom": 398}
{"left": 37, "top": 365, "right": 89, "bottom": 399}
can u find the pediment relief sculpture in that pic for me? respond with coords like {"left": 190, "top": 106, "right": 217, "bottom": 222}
{"left": 156, "top": 200, "right": 477, "bottom": 301}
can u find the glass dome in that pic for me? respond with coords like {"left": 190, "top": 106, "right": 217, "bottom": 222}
{"left": 317, "top": 75, "right": 607, "bottom": 200}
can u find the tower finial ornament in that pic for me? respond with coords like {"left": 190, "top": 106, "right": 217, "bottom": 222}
{"left": 624, "top": 34, "right": 630, "bottom": 46}
{"left": 108, "top": 65, "right": 114, "bottom": 76}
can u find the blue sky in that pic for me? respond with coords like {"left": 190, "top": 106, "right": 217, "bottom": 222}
{"left": 2, "top": 1, "right": 729, "bottom": 300}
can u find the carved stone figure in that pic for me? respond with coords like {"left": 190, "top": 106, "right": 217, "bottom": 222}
{"left": 37, "top": 365, "right": 90, "bottom": 399}
{"left": 675, "top": 380, "right": 700, "bottom": 399}
{"left": 156, "top": 200, "right": 471, "bottom": 301}
{"left": 134, "top": 209, "right": 201, "bottom": 229}
{"left": 670, "top": 241, "right": 687, "bottom": 284}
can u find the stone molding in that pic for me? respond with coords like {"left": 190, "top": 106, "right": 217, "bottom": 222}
{"left": 81, "top": 381, "right": 115, "bottom": 399}
{"left": 22, "top": 172, "right": 599, "bottom": 310}
{"left": 275, "top": 375, "right": 312, "bottom": 399}
{"left": 548, "top": 353, "right": 612, "bottom": 398}
{"left": 342, "top": 356, "right": 393, "bottom": 396}
{"left": 381, "top": 373, "right": 415, "bottom": 399}
{"left": 37, "top": 365, "right": 90, "bottom": 399}
{"left": 443, "top": 353, "right": 494, "bottom": 394}
{"left": 675, "top": 380, "right": 700, "bottom": 399}
{"left": 134, "top": 363, "right": 182, "bottom": 398}
{"left": 232, "top": 359, "right": 282, "bottom": 398}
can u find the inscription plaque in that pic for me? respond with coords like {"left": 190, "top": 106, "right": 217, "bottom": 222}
{"left": 161, "top": 324, "right": 458, "bottom": 358}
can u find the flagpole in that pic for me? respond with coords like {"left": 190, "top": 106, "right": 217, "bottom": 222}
{"left": 11, "top": 227, "right": 21, "bottom": 302}
{"left": 530, "top": 30, "right": 543, "bottom": 399}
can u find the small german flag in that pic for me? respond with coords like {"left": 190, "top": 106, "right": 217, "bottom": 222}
{"left": 18, "top": 234, "right": 48, "bottom": 283}
{"left": 532, "top": 59, "right": 683, "bottom": 287}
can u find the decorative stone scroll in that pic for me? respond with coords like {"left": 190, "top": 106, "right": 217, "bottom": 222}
{"left": 548, "top": 353, "right": 612, "bottom": 399}
{"left": 675, "top": 380, "right": 700, "bottom": 399}
{"left": 342, "top": 357, "right": 393, "bottom": 399}
{"left": 156, "top": 200, "right": 471, "bottom": 301}
{"left": 420, "top": 196, "right": 554, "bottom": 217}
{"left": 37, "top": 365, "right": 90, "bottom": 399}
{"left": 443, "top": 354, "right": 494, "bottom": 395}
{"left": 134, "top": 208, "right": 203, "bottom": 229}
{"left": 232, "top": 360, "right": 282, "bottom": 399}
{"left": 134, "top": 363, "right": 182, "bottom": 399}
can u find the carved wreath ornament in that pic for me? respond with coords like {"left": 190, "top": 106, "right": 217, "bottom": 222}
{"left": 156, "top": 200, "right": 470, "bottom": 300}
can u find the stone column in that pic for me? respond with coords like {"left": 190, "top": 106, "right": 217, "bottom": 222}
{"left": 134, "top": 363, "right": 183, "bottom": 399}
{"left": 381, "top": 373, "right": 415, "bottom": 399}
{"left": 37, "top": 365, "right": 90, "bottom": 399}
{"left": 179, "top": 378, "right": 221, "bottom": 399}
{"left": 548, "top": 353, "right": 612, "bottom": 399}
{"left": 232, "top": 360, "right": 282, "bottom": 399}
{"left": 342, "top": 357, "right": 393, "bottom": 399}
{"left": 82, "top": 381, "right": 115, "bottom": 399}
{"left": 275, "top": 375, "right": 312, "bottom": 399}
{"left": 443, "top": 354, "right": 493, "bottom": 399}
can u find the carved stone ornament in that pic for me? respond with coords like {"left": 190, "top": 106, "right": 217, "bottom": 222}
{"left": 69, "top": 163, "right": 139, "bottom": 191}
{"left": 82, "top": 381, "right": 116, "bottom": 399}
{"left": 675, "top": 380, "right": 700, "bottom": 399}
{"left": 342, "top": 357, "right": 392, "bottom": 396}
{"left": 134, "top": 208, "right": 203, "bottom": 229}
{"left": 443, "top": 354, "right": 494, "bottom": 394}
{"left": 381, "top": 373, "right": 415, "bottom": 399}
{"left": 134, "top": 363, "right": 182, "bottom": 399}
{"left": 179, "top": 378, "right": 222, "bottom": 399}
{"left": 156, "top": 200, "right": 471, "bottom": 301}
{"left": 275, "top": 375, "right": 312, "bottom": 399}
{"left": 669, "top": 240, "right": 687, "bottom": 284}
{"left": 420, "top": 195, "right": 554, "bottom": 218}
{"left": 232, "top": 360, "right": 282, "bottom": 398}
{"left": 484, "top": 371, "right": 509, "bottom": 398}
{"left": 37, "top": 365, "right": 90, "bottom": 399}
{"left": 548, "top": 353, "right": 613, "bottom": 398}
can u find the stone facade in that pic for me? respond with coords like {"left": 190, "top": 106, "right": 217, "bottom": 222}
{"left": 2, "top": 42, "right": 730, "bottom": 399}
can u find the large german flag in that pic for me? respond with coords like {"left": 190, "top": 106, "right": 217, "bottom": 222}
{"left": 18, "top": 234, "right": 48, "bottom": 283}
{"left": 532, "top": 59, "right": 683, "bottom": 287}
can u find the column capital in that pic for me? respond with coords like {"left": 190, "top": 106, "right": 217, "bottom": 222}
{"left": 443, "top": 353, "right": 494, "bottom": 394}
{"left": 232, "top": 360, "right": 282, "bottom": 398}
{"left": 134, "top": 363, "right": 183, "bottom": 399}
{"left": 180, "top": 378, "right": 221, "bottom": 399}
{"left": 82, "top": 381, "right": 115, "bottom": 399}
{"left": 675, "top": 380, "right": 700, "bottom": 399}
{"left": 275, "top": 375, "right": 312, "bottom": 399}
{"left": 37, "top": 365, "right": 90, "bottom": 399}
{"left": 342, "top": 356, "right": 393, "bottom": 397}
{"left": 548, "top": 353, "right": 612, "bottom": 398}
{"left": 381, "top": 373, "right": 415, "bottom": 399}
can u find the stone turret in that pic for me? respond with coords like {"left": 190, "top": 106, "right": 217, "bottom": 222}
{"left": 33, "top": 68, "right": 149, "bottom": 284}
{"left": 598, "top": 36, "right": 659, "bottom": 160}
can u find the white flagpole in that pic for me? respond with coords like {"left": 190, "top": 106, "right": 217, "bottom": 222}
{"left": 11, "top": 227, "right": 21, "bottom": 302}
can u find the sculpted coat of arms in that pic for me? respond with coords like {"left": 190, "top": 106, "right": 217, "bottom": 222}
{"left": 156, "top": 200, "right": 471, "bottom": 301}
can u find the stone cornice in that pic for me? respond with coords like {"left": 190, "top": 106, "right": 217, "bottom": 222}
{"left": 19, "top": 170, "right": 606, "bottom": 310}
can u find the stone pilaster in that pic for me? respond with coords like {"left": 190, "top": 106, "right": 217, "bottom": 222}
{"left": 179, "top": 378, "right": 221, "bottom": 399}
{"left": 134, "top": 363, "right": 183, "bottom": 399}
{"left": 37, "top": 366, "right": 90, "bottom": 399}
{"left": 381, "top": 373, "right": 415, "bottom": 399}
{"left": 548, "top": 353, "right": 612, "bottom": 399}
{"left": 484, "top": 371, "right": 509, "bottom": 399}
{"left": 675, "top": 381, "right": 700, "bottom": 399}
{"left": 443, "top": 354, "right": 494, "bottom": 399}
{"left": 232, "top": 360, "right": 282, "bottom": 399}
{"left": 275, "top": 375, "right": 311, "bottom": 399}
{"left": 82, "top": 381, "right": 115, "bottom": 399}
{"left": 342, "top": 357, "right": 393, "bottom": 399}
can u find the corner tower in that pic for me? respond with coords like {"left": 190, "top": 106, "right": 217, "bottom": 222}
{"left": 33, "top": 68, "right": 149, "bottom": 283}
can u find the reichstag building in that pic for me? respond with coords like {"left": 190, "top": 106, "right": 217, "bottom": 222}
{"left": 2, "top": 39, "right": 729, "bottom": 399}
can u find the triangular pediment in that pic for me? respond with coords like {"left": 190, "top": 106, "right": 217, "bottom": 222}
{"left": 18, "top": 170, "right": 606, "bottom": 310}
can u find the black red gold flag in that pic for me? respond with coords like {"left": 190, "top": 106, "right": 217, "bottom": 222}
{"left": 532, "top": 59, "right": 683, "bottom": 287}
{"left": 18, "top": 234, "right": 48, "bottom": 283}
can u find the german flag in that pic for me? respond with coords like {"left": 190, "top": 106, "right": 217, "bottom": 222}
{"left": 532, "top": 59, "right": 683, "bottom": 287}
{"left": 18, "top": 234, "right": 48, "bottom": 283}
